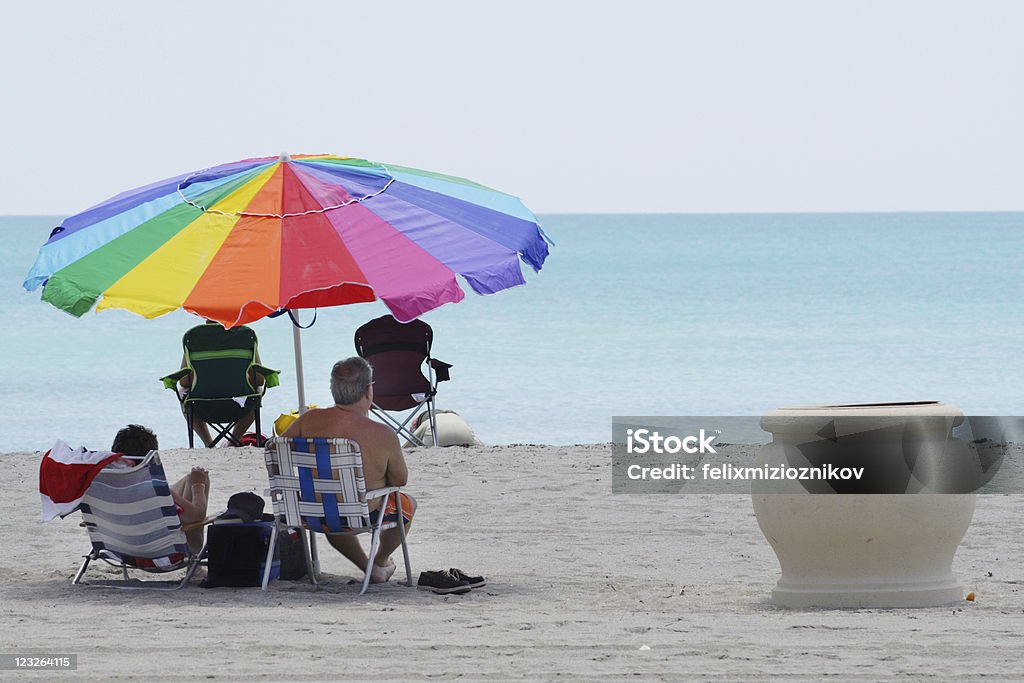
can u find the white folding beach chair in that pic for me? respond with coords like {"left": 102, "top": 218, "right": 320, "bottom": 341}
{"left": 263, "top": 437, "right": 413, "bottom": 594}
{"left": 72, "top": 452, "right": 206, "bottom": 590}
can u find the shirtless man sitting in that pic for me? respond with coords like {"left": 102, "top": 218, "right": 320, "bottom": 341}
{"left": 282, "top": 357, "right": 416, "bottom": 584}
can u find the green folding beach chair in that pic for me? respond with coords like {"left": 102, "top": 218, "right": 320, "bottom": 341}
{"left": 161, "top": 322, "right": 279, "bottom": 448}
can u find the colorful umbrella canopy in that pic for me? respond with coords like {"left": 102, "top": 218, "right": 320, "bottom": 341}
{"left": 23, "top": 153, "right": 551, "bottom": 327}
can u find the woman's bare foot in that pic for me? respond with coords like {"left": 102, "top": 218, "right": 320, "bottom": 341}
{"left": 370, "top": 559, "right": 397, "bottom": 584}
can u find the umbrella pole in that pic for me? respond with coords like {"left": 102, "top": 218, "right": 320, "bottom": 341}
{"left": 290, "top": 310, "right": 308, "bottom": 414}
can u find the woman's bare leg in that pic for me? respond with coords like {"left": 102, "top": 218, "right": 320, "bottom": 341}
{"left": 171, "top": 468, "right": 210, "bottom": 553}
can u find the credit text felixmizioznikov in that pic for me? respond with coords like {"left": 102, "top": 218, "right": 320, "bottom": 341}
{"left": 626, "top": 463, "right": 865, "bottom": 481}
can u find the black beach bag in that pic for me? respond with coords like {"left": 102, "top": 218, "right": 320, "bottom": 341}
{"left": 203, "top": 493, "right": 279, "bottom": 588}
{"left": 203, "top": 518, "right": 279, "bottom": 588}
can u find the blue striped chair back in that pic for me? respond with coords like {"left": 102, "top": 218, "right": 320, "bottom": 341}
{"left": 265, "top": 437, "right": 372, "bottom": 533}
{"left": 79, "top": 453, "right": 189, "bottom": 568}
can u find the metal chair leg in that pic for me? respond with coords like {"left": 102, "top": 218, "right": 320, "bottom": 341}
{"left": 396, "top": 494, "right": 413, "bottom": 586}
{"left": 427, "top": 398, "right": 439, "bottom": 447}
{"left": 309, "top": 531, "right": 320, "bottom": 576}
{"left": 302, "top": 529, "right": 319, "bottom": 589}
{"left": 261, "top": 524, "right": 279, "bottom": 590}
{"left": 362, "top": 527, "right": 383, "bottom": 595}
{"left": 72, "top": 555, "right": 92, "bottom": 585}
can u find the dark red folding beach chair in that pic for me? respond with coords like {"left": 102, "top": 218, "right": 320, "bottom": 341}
{"left": 353, "top": 315, "right": 452, "bottom": 447}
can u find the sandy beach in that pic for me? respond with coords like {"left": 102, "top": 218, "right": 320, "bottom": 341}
{"left": 3, "top": 443, "right": 1023, "bottom": 681}
{"left": 5, "top": 0, "right": 1023, "bottom": 680}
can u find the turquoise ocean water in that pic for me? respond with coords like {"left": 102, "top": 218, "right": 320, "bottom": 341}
{"left": 3, "top": 212, "right": 1023, "bottom": 452}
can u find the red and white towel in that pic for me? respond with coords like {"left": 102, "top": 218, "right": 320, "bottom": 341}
{"left": 39, "top": 440, "right": 121, "bottom": 521}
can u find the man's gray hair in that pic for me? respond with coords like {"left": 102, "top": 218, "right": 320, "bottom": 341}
{"left": 331, "top": 357, "right": 373, "bottom": 406}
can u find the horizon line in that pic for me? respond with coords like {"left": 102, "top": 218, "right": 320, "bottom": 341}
{"left": 3, "top": 209, "right": 1023, "bottom": 219}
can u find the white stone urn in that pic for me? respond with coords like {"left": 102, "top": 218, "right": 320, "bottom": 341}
{"left": 753, "top": 402, "right": 976, "bottom": 608}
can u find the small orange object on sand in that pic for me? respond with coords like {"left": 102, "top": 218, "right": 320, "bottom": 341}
{"left": 966, "top": 592, "right": 976, "bottom": 602}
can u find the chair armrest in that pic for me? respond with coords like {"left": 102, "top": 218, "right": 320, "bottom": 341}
{"left": 365, "top": 486, "right": 402, "bottom": 500}
{"left": 160, "top": 368, "right": 191, "bottom": 390}
{"left": 429, "top": 358, "right": 452, "bottom": 382}
{"left": 181, "top": 509, "right": 225, "bottom": 532}
{"left": 252, "top": 364, "right": 281, "bottom": 389}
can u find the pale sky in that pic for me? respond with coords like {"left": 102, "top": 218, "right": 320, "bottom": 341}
{"left": 2, "top": 0, "right": 1021, "bottom": 214}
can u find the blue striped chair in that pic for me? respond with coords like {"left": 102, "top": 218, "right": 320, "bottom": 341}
{"left": 263, "top": 437, "right": 413, "bottom": 594}
{"left": 72, "top": 452, "right": 206, "bottom": 590}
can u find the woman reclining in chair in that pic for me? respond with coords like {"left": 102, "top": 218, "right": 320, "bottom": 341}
{"left": 110, "top": 424, "right": 210, "bottom": 553}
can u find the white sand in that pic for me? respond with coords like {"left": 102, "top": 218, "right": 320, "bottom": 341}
{"left": 3, "top": 444, "right": 1023, "bottom": 681}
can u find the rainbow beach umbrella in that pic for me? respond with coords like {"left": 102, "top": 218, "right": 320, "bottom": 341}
{"left": 24, "top": 153, "right": 551, "bottom": 407}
